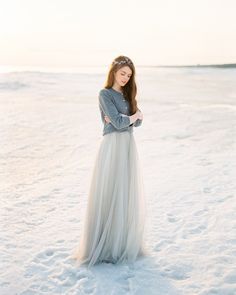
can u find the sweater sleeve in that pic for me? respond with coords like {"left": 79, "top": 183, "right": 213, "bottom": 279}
{"left": 133, "top": 107, "right": 143, "bottom": 127}
{"left": 99, "top": 89, "right": 131, "bottom": 129}
{"left": 133, "top": 118, "right": 143, "bottom": 127}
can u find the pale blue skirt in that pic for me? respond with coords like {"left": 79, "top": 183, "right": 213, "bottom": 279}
{"left": 72, "top": 131, "right": 147, "bottom": 267}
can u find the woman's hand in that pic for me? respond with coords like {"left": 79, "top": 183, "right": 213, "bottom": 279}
{"left": 104, "top": 115, "right": 111, "bottom": 123}
{"left": 129, "top": 109, "right": 143, "bottom": 124}
{"left": 136, "top": 109, "right": 143, "bottom": 120}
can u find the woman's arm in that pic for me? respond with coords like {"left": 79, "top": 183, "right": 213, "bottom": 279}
{"left": 99, "top": 89, "right": 139, "bottom": 129}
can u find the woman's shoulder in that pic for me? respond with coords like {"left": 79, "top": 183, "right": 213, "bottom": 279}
{"left": 99, "top": 88, "right": 113, "bottom": 100}
{"left": 99, "top": 87, "right": 112, "bottom": 95}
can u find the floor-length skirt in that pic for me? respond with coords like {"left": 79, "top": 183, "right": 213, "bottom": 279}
{"left": 72, "top": 130, "right": 147, "bottom": 267}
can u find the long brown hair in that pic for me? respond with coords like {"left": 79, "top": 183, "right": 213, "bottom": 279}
{"left": 104, "top": 55, "right": 138, "bottom": 115}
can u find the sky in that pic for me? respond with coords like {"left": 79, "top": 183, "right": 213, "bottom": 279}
{"left": 0, "top": 0, "right": 236, "bottom": 69}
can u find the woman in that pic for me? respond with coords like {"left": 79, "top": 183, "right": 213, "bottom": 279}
{"left": 72, "top": 55, "right": 147, "bottom": 268}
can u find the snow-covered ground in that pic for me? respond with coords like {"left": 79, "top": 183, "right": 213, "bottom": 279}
{"left": 0, "top": 67, "right": 236, "bottom": 295}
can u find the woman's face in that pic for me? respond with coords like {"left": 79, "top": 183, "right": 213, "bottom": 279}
{"left": 114, "top": 66, "right": 132, "bottom": 87}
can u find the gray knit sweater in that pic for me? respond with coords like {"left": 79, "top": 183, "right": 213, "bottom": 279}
{"left": 98, "top": 87, "right": 142, "bottom": 136}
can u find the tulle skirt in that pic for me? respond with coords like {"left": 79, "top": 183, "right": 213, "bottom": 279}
{"left": 72, "top": 130, "right": 147, "bottom": 268}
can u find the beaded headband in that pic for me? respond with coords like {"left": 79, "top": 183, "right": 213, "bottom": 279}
{"left": 112, "top": 57, "right": 133, "bottom": 66}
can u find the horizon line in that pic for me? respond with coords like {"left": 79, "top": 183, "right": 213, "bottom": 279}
{"left": 0, "top": 63, "right": 235, "bottom": 74}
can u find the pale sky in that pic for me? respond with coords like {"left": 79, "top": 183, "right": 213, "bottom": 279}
{"left": 0, "top": 0, "right": 236, "bottom": 69}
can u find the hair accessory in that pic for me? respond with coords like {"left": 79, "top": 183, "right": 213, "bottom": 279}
{"left": 112, "top": 57, "right": 133, "bottom": 66}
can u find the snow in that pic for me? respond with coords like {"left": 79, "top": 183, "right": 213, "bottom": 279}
{"left": 0, "top": 67, "right": 236, "bottom": 294}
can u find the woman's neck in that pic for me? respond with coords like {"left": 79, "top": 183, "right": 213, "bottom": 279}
{"left": 112, "top": 84, "right": 123, "bottom": 93}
